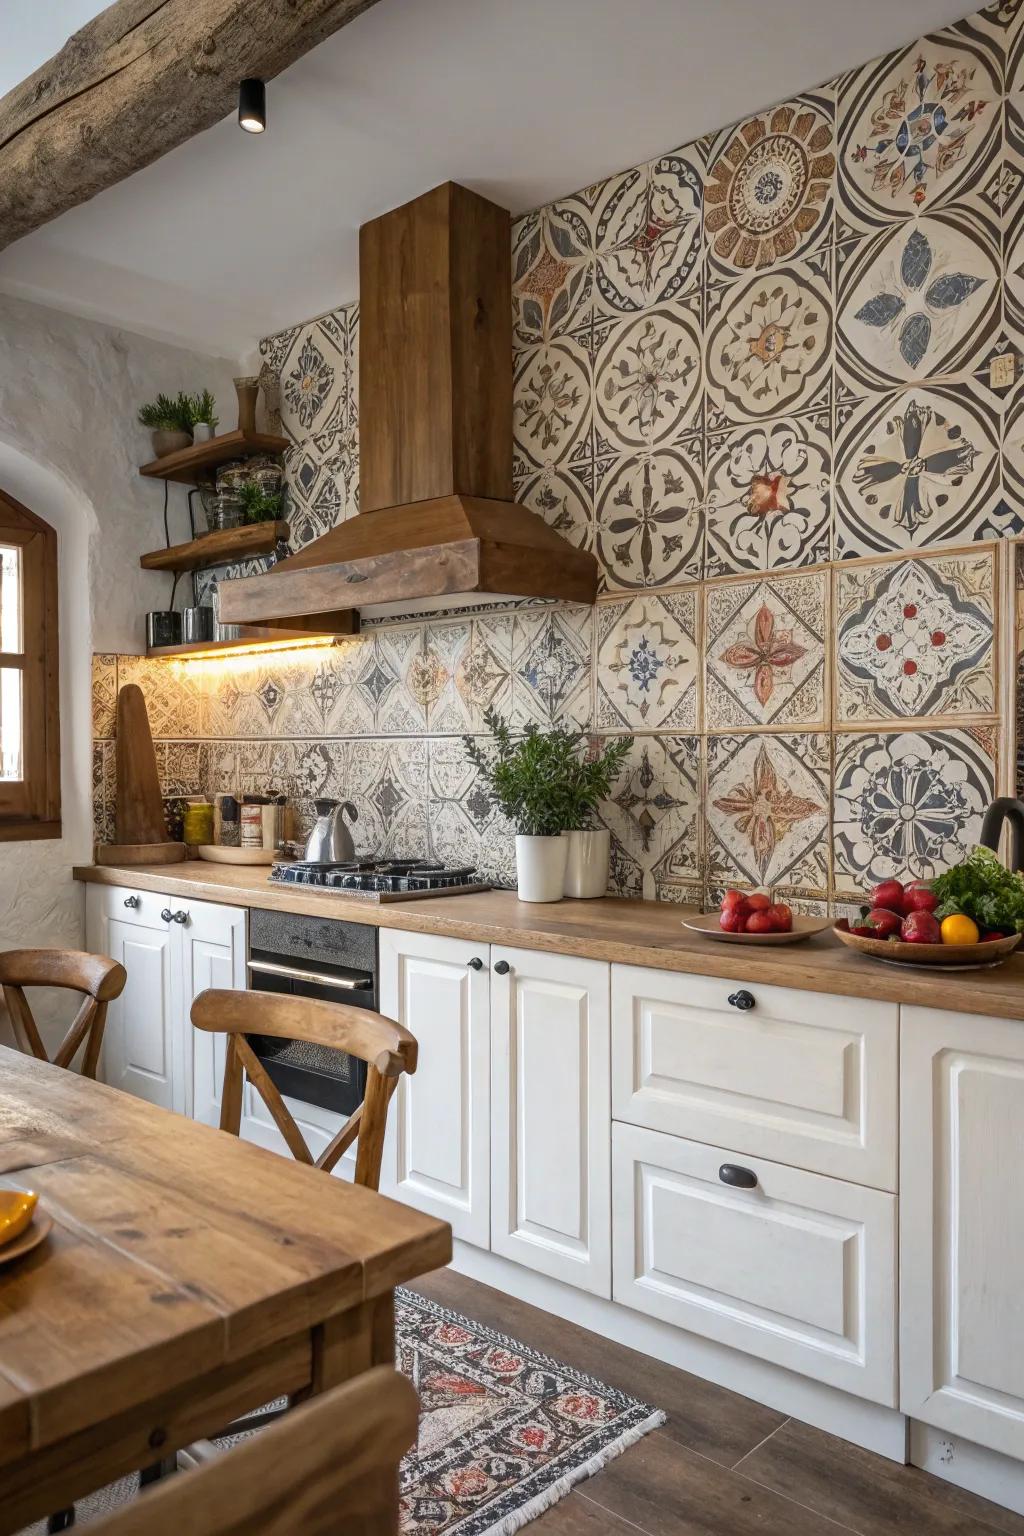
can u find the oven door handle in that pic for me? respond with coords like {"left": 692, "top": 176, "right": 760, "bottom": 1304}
{"left": 246, "top": 958, "right": 373, "bottom": 993}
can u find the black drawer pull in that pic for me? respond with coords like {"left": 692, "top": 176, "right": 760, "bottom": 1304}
{"left": 719, "top": 1164, "right": 758, "bottom": 1190}
{"left": 467, "top": 957, "right": 484, "bottom": 971}
{"left": 494, "top": 959, "right": 510, "bottom": 975}
{"left": 123, "top": 895, "right": 139, "bottom": 909}
{"left": 727, "top": 989, "right": 755, "bottom": 1011}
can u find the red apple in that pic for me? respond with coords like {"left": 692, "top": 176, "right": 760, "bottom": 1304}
{"left": 745, "top": 910, "right": 776, "bottom": 934}
{"left": 747, "top": 893, "right": 772, "bottom": 913}
{"left": 901, "top": 910, "right": 941, "bottom": 944}
{"left": 904, "top": 881, "right": 938, "bottom": 914}
{"left": 865, "top": 907, "right": 902, "bottom": 938}
{"left": 768, "top": 903, "right": 793, "bottom": 932}
{"left": 871, "top": 878, "right": 906, "bottom": 914}
{"left": 721, "top": 888, "right": 747, "bottom": 910}
{"left": 720, "top": 906, "right": 746, "bottom": 933}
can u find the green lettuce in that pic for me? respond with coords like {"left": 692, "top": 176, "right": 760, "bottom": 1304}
{"left": 930, "top": 846, "right": 1024, "bottom": 935}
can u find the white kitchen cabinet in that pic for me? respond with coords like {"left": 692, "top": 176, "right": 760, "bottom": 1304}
{"left": 86, "top": 882, "right": 246, "bottom": 1122}
{"left": 379, "top": 928, "right": 491, "bottom": 1245}
{"left": 612, "top": 1120, "right": 898, "bottom": 1406}
{"left": 612, "top": 965, "right": 898, "bottom": 1191}
{"left": 901, "top": 1006, "right": 1024, "bottom": 1461}
{"left": 490, "top": 946, "right": 611, "bottom": 1296}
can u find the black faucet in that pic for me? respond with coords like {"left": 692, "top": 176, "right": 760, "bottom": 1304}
{"left": 978, "top": 797, "right": 1024, "bottom": 872}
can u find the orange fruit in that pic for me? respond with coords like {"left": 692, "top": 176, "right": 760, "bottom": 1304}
{"left": 940, "top": 914, "right": 980, "bottom": 946}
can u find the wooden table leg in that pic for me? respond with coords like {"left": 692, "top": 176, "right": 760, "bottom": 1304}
{"left": 310, "top": 1291, "right": 396, "bottom": 1395}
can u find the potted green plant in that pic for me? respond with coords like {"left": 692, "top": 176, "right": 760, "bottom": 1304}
{"left": 190, "top": 389, "right": 219, "bottom": 444}
{"left": 464, "top": 710, "right": 632, "bottom": 902}
{"left": 137, "top": 391, "right": 196, "bottom": 457}
{"left": 560, "top": 735, "right": 633, "bottom": 898}
{"left": 237, "top": 482, "right": 284, "bottom": 524}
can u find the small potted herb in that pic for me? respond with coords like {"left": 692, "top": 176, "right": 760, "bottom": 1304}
{"left": 137, "top": 392, "right": 196, "bottom": 457}
{"left": 190, "top": 389, "right": 219, "bottom": 443}
{"left": 464, "top": 710, "right": 632, "bottom": 902}
{"left": 237, "top": 482, "right": 284, "bottom": 524}
{"left": 560, "top": 735, "right": 633, "bottom": 898}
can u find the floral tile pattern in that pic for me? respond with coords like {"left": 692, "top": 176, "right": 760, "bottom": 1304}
{"left": 596, "top": 591, "right": 698, "bottom": 731}
{"left": 833, "top": 727, "right": 995, "bottom": 894}
{"left": 706, "top": 732, "right": 830, "bottom": 892}
{"left": 705, "top": 572, "right": 827, "bottom": 729}
{"left": 836, "top": 548, "right": 996, "bottom": 723}
{"left": 93, "top": 1, "right": 1022, "bottom": 909}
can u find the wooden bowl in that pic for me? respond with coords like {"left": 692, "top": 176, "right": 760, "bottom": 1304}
{"left": 833, "top": 925, "right": 1022, "bottom": 970}
{"left": 681, "top": 913, "right": 832, "bottom": 946}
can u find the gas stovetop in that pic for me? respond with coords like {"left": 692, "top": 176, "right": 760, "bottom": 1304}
{"left": 268, "top": 858, "right": 490, "bottom": 902}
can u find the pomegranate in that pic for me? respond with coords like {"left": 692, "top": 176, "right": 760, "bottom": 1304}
{"left": 721, "top": 888, "right": 747, "bottom": 910}
{"left": 746, "top": 893, "right": 772, "bottom": 913}
{"left": 903, "top": 881, "right": 939, "bottom": 914}
{"left": 767, "top": 903, "right": 793, "bottom": 932}
{"left": 745, "top": 910, "right": 776, "bottom": 935}
{"left": 719, "top": 906, "right": 746, "bottom": 933}
{"left": 871, "top": 879, "right": 906, "bottom": 914}
{"left": 865, "top": 907, "right": 902, "bottom": 938}
{"left": 901, "top": 910, "right": 942, "bottom": 944}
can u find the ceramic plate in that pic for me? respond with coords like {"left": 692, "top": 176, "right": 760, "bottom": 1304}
{"left": 832, "top": 926, "right": 1022, "bottom": 969}
{"left": 681, "top": 913, "right": 832, "bottom": 946}
{"left": 197, "top": 845, "right": 276, "bottom": 865}
{"left": 0, "top": 1211, "right": 52, "bottom": 1267}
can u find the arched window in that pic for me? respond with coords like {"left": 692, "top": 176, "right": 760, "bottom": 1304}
{"left": 0, "top": 490, "right": 59, "bottom": 838}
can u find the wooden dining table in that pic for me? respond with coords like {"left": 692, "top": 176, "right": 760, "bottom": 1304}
{"left": 0, "top": 1045, "right": 451, "bottom": 1535}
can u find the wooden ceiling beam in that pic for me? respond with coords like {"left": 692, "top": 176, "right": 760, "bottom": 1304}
{"left": 0, "top": 0, "right": 380, "bottom": 253}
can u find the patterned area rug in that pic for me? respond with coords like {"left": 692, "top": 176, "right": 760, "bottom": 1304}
{"left": 23, "top": 1286, "right": 664, "bottom": 1535}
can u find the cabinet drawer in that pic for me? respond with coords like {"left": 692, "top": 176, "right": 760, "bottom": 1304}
{"left": 612, "top": 1122, "right": 897, "bottom": 1406}
{"left": 611, "top": 965, "right": 897, "bottom": 1190}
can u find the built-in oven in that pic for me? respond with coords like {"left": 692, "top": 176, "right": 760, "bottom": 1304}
{"left": 246, "top": 909, "right": 378, "bottom": 1116}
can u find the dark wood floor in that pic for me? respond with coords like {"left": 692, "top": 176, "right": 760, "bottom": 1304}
{"left": 412, "top": 1269, "right": 1024, "bottom": 1536}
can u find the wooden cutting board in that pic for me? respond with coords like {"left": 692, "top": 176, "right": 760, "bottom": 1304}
{"left": 95, "top": 683, "right": 186, "bottom": 865}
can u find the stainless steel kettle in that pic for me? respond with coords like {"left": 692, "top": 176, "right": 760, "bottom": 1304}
{"left": 302, "top": 798, "right": 359, "bottom": 863}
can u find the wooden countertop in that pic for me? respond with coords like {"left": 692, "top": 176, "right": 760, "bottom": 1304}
{"left": 74, "top": 862, "right": 1024, "bottom": 1021}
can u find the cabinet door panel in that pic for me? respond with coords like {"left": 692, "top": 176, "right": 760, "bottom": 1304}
{"left": 491, "top": 948, "right": 610, "bottom": 1295}
{"left": 901, "top": 1007, "right": 1024, "bottom": 1458}
{"left": 88, "top": 887, "right": 180, "bottom": 1112}
{"left": 612, "top": 965, "right": 898, "bottom": 1190}
{"left": 379, "top": 929, "right": 490, "bottom": 1245}
{"left": 613, "top": 1121, "right": 897, "bottom": 1406}
{"left": 185, "top": 901, "right": 247, "bottom": 1129}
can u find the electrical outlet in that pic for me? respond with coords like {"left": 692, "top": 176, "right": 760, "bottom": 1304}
{"left": 990, "top": 352, "right": 1017, "bottom": 389}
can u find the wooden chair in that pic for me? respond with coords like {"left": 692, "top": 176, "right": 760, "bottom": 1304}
{"left": 191, "top": 988, "right": 418, "bottom": 1192}
{"left": 92, "top": 1367, "right": 418, "bottom": 1536}
{"left": 0, "top": 948, "right": 127, "bottom": 1079}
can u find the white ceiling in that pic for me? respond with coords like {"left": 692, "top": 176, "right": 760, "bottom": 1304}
{"left": 0, "top": 0, "right": 970, "bottom": 358}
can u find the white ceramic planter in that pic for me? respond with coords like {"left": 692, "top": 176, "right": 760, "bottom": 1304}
{"left": 192, "top": 422, "right": 215, "bottom": 443}
{"left": 562, "top": 828, "right": 611, "bottom": 899}
{"left": 515, "top": 835, "right": 568, "bottom": 903}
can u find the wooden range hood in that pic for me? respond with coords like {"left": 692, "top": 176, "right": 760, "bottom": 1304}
{"left": 218, "top": 182, "right": 598, "bottom": 630}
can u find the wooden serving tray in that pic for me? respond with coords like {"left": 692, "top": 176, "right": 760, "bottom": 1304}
{"left": 833, "top": 925, "right": 1022, "bottom": 969}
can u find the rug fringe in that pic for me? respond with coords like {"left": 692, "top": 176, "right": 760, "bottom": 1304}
{"left": 477, "top": 1408, "right": 667, "bottom": 1536}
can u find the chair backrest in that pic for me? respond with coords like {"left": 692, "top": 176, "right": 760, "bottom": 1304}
{"left": 0, "top": 948, "right": 127, "bottom": 1080}
{"left": 191, "top": 988, "right": 418, "bottom": 1191}
{"left": 92, "top": 1366, "right": 418, "bottom": 1536}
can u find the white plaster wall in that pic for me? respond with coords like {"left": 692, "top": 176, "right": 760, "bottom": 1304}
{"left": 0, "top": 294, "right": 239, "bottom": 1042}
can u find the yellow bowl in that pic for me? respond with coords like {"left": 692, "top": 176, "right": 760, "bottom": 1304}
{"left": 0, "top": 1189, "right": 38, "bottom": 1247}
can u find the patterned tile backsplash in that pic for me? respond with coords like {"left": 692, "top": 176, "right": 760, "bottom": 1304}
{"left": 96, "top": 2, "right": 1024, "bottom": 907}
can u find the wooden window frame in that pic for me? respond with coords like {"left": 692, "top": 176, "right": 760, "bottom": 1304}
{"left": 0, "top": 490, "right": 60, "bottom": 840}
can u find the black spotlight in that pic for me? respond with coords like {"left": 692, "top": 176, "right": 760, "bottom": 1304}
{"left": 238, "top": 77, "right": 266, "bottom": 134}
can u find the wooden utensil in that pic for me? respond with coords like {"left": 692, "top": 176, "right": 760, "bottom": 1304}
{"left": 95, "top": 683, "right": 185, "bottom": 865}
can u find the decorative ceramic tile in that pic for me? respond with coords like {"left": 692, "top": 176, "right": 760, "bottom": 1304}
{"left": 836, "top": 211, "right": 1000, "bottom": 394}
{"left": 512, "top": 199, "right": 595, "bottom": 346}
{"left": 92, "top": 741, "right": 115, "bottom": 844}
{"left": 155, "top": 741, "right": 211, "bottom": 797}
{"left": 339, "top": 737, "right": 429, "bottom": 858}
{"left": 837, "top": 31, "right": 1002, "bottom": 236}
{"left": 427, "top": 739, "right": 516, "bottom": 888}
{"left": 117, "top": 656, "right": 201, "bottom": 740}
{"left": 511, "top": 607, "right": 593, "bottom": 729}
{"left": 513, "top": 338, "right": 592, "bottom": 471}
{"left": 595, "top": 447, "right": 703, "bottom": 591}
{"left": 705, "top": 94, "right": 836, "bottom": 279}
{"left": 1004, "top": 174, "right": 1024, "bottom": 345}
{"left": 593, "top": 147, "right": 704, "bottom": 311}
{"left": 92, "top": 655, "right": 117, "bottom": 741}
{"left": 833, "top": 727, "right": 996, "bottom": 893}
{"left": 276, "top": 316, "right": 350, "bottom": 442}
{"left": 836, "top": 549, "right": 996, "bottom": 722}
{"left": 594, "top": 302, "right": 701, "bottom": 451}
{"left": 1002, "top": 376, "right": 1024, "bottom": 504}
{"left": 706, "top": 733, "right": 830, "bottom": 892}
{"left": 705, "top": 572, "right": 827, "bottom": 729}
{"left": 458, "top": 615, "right": 514, "bottom": 724}
{"left": 375, "top": 622, "right": 474, "bottom": 736}
{"left": 834, "top": 383, "right": 1007, "bottom": 557}
{"left": 704, "top": 411, "right": 832, "bottom": 577}
{"left": 514, "top": 464, "right": 594, "bottom": 553}
{"left": 599, "top": 735, "right": 701, "bottom": 900}
{"left": 595, "top": 591, "right": 698, "bottom": 731}
{"left": 705, "top": 255, "right": 833, "bottom": 424}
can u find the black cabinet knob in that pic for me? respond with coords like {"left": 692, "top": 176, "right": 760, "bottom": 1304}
{"left": 172, "top": 909, "right": 189, "bottom": 925}
{"left": 494, "top": 959, "right": 510, "bottom": 975}
{"left": 719, "top": 1164, "right": 758, "bottom": 1189}
{"left": 123, "top": 895, "right": 139, "bottom": 909}
{"left": 728, "top": 989, "right": 755, "bottom": 1011}
{"left": 467, "top": 956, "right": 484, "bottom": 971}
{"left": 160, "top": 908, "right": 174, "bottom": 923}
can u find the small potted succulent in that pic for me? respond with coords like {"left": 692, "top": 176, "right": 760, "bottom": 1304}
{"left": 137, "top": 392, "right": 196, "bottom": 457}
{"left": 190, "top": 389, "right": 219, "bottom": 443}
{"left": 464, "top": 710, "right": 631, "bottom": 902}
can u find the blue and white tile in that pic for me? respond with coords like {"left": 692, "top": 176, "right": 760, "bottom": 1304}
{"left": 511, "top": 606, "right": 593, "bottom": 729}
{"left": 596, "top": 591, "right": 698, "bottom": 731}
{"left": 427, "top": 739, "right": 516, "bottom": 887}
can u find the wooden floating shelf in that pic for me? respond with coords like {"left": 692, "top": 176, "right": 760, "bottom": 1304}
{"left": 139, "top": 429, "right": 290, "bottom": 485}
{"left": 146, "top": 619, "right": 358, "bottom": 660}
{"left": 139, "top": 521, "right": 289, "bottom": 574}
